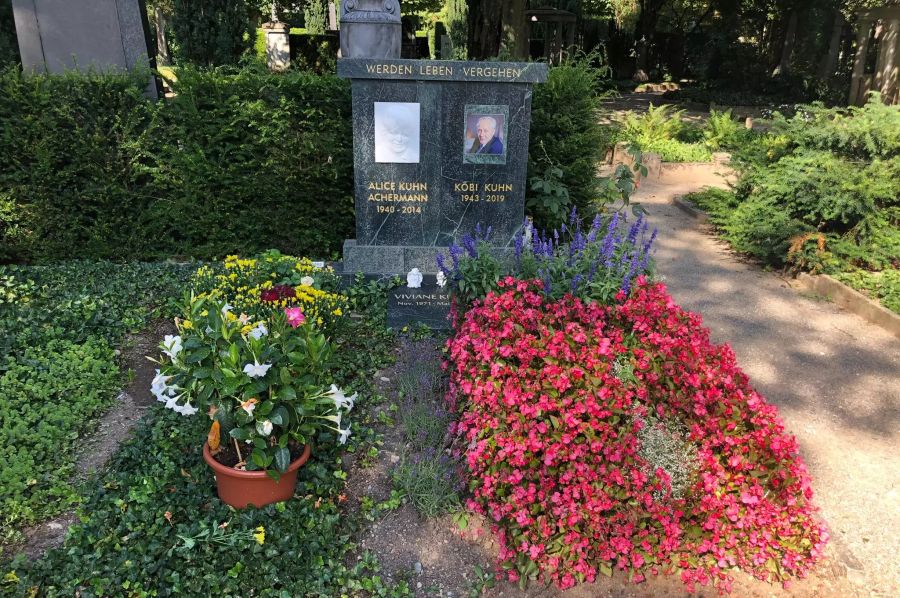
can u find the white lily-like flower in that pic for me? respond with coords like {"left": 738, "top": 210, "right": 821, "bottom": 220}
{"left": 327, "top": 384, "right": 356, "bottom": 412}
{"left": 324, "top": 411, "right": 343, "bottom": 429}
{"left": 221, "top": 303, "right": 233, "bottom": 315}
{"left": 436, "top": 271, "right": 447, "bottom": 288}
{"left": 300, "top": 275, "right": 315, "bottom": 287}
{"left": 150, "top": 370, "right": 176, "bottom": 401}
{"left": 257, "top": 420, "right": 273, "bottom": 436}
{"left": 177, "top": 402, "right": 199, "bottom": 416}
{"left": 249, "top": 323, "right": 268, "bottom": 340}
{"left": 204, "top": 325, "right": 214, "bottom": 335}
{"left": 337, "top": 424, "right": 351, "bottom": 445}
{"left": 243, "top": 361, "right": 272, "bottom": 378}
{"left": 161, "top": 335, "right": 183, "bottom": 359}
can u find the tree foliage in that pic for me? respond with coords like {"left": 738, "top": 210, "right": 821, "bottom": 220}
{"left": 171, "top": 0, "right": 253, "bottom": 66}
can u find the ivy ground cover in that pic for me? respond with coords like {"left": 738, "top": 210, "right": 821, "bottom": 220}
{"left": 448, "top": 277, "right": 827, "bottom": 593}
{"left": 2, "top": 256, "right": 410, "bottom": 597}
{"left": 0, "top": 262, "right": 193, "bottom": 550}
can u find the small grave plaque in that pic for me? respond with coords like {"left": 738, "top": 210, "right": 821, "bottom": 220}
{"left": 385, "top": 276, "right": 451, "bottom": 330}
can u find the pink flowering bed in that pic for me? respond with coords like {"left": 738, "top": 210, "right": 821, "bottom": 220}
{"left": 447, "top": 277, "right": 828, "bottom": 593}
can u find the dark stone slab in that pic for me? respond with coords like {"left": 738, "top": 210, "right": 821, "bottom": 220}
{"left": 386, "top": 276, "right": 451, "bottom": 330}
{"left": 339, "top": 57, "right": 546, "bottom": 328}
{"left": 346, "top": 74, "right": 537, "bottom": 248}
{"left": 342, "top": 239, "right": 405, "bottom": 274}
{"left": 337, "top": 58, "right": 548, "bottom": 83}
{"left": 339, "top": 0, "right": 400, "bottom": 59}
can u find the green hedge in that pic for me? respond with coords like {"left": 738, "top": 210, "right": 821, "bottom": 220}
{"left": 1, "top": 66, "right": 352, "bottom": 262}
{"left": 1, "top": 61, "right": 605, "bottom": 262}
{"left": 529, "top": 56, "right": 612, "bottom": 224}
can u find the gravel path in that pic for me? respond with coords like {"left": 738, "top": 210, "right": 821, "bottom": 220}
{"left": 632, "top": 169, "right": 900, "bottom": 597}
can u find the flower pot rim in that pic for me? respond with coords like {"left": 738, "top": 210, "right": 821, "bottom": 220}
{"left": 202, "top": 441, "right": 311, "bottom": 479}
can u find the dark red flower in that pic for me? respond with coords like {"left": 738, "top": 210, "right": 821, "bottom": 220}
{"left": 260, "top": 284, "right": 297, "bottom": 303}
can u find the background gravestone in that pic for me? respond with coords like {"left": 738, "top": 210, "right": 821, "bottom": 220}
{"left": 11, "top": 0, "right": 157, "bottom": 97}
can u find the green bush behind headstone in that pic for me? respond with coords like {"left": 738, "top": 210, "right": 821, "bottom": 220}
{"left": 0, "top": 65, "right": 353, "bottom": 262}
{"left": 528, "top": 56, "right": 613, "bottom": 228}
{"left": 0, "top": 60, "right": 606, "bottom": 263}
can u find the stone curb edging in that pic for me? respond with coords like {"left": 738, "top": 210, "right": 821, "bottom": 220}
{"left": 669, "top": 194, "right": 900, "bottom": 338}
{"left": 670, "top": 194, "right": 709, "bottom": 223}
{"left": 795, "top": 273, "right": 900, "bottom": 339}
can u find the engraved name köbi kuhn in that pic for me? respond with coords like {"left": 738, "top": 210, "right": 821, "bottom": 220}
{"left": 374, "top": 102, "right": 420, "bottom": 163}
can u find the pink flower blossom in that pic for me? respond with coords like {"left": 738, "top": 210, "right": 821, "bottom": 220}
{"left": 284, "top": 307, "right": 305, "bottom": 328}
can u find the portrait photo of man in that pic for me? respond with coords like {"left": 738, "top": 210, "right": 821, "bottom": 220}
{"left": 470, "top": 116, "right": 504, "bottom": 155}
{"left": 463, "top": 106, "right": 508, "bottom": 164}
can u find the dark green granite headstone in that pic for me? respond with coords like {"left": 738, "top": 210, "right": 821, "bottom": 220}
{"left": 337, "top": 57, "right": 547, "bottom": 327}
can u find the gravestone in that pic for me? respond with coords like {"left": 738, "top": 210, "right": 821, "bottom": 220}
{"left": 339, "top": 58, "right": 546, "bottom": 275}
{"left": 337, "top": 8, "right": 547, "bottom": 328}
{"left": 12, "top": 0, "right": 157, "bottom": 97}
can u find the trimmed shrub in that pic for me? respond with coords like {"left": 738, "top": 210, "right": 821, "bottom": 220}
{"left": 448, "top": 277, "right": 827, "bottom": 592}
{"left": 0, "top": 68, "right": 153, "bottom": 262}
{"left": 139, "top": 66, "right": 353, "bottom": 259}
{"left": 529, "top": 56, "right": 612, "bottom": 226}
{"left": 0, "top": 66, "right": 353, "bottom": 262}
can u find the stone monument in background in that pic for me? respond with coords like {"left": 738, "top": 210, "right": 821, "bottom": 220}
{"left": 11, "top": 0, "right": 157, "bottom": 97}
{"left": 337, "top": 2, "right": 547, "bottom": 328}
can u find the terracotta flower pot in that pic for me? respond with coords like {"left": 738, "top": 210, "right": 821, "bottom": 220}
{"left": 203, "top": 442, "right": 311, "bottom": 508}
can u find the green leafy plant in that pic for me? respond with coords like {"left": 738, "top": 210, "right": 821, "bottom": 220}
{"left": 622, "top": 103, "right": 686, "bottom": 142}
{"left": 303, "top": 0, "right": 327, "bottom": 35}
{"left": 0, "top": 338, "right": 119, "bottom": 544}
{"left": 526, "top": 166, "right": 572, "bottom": 229}
{"left": 619, "top": 103, "right": 713, "bottom": 162}
{"left": 682, "top": 98, "right": 900, "bottom": 314}
{"left": 703, "top": 109, "right": 752, "bottom": 150}
{"left": 0, "top": 261, "right": 191, "bottom": 548}
{"left": 392, "top": 448, "right": 461, "bottom": 518}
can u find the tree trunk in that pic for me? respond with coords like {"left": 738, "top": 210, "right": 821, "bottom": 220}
{"left": 155, "top": 7, "right": 170, "bottom": 66}
{"left": 500, "top": 0, "right": 528, "bottom": 59}
{"left": 818, "top": 10, "right": 844, "bottom": 79}
{"left": 633, "top": 0, "right": 665, "bottom": 79}
{"left": 773, "top": 10, "right": 797, "bottom": 76}
{"left": 467, "top": 0, "right": 502, "bottom": 59}
{"left": 706, "top": 0, "right": 740, "bottom": 80}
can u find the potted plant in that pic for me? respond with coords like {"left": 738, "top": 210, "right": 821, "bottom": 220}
{"left": 151, "top": 293, "right": 355, "bottom": 508}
